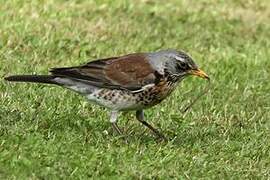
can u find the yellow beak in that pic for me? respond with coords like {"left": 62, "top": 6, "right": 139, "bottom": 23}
{"left": 189, "top": 69, "right": 209, "bottom": 80}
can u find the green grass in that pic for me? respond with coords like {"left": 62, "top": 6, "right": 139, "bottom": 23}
{"left": 1, "top": 0, "right": 270, "bottom": 179}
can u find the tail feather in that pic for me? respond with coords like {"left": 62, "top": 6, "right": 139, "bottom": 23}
{"left": 4, "top": 75, "right": 57, "bottom": 85}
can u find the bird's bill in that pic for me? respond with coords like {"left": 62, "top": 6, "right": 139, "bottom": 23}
{"left": 189, "top": 69, "right": 209, "bottom": 80}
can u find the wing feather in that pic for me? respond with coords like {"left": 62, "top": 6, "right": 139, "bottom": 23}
{"left": 50, "top": 53, "right": 162, "bottom": 91}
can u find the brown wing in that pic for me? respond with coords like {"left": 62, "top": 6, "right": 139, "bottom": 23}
{"left": 50, "top": 53, "right": 161, "bottom": 91}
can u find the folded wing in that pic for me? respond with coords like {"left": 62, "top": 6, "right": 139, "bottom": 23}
{"left": 50, "top": 53, "right": 162, "bottom": 91}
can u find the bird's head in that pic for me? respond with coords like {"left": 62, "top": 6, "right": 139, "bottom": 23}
{"left": 162, "top": 50, "right": 209, "bottom": 80}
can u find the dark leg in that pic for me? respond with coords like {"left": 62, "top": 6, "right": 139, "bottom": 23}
{"left": 110, "top": 111, "right": 123, "bottom": 135}
{"left": 110, "top": 111, "right": 128, "bottom": 143}
{"left": 111, "top": 122, "right": 123, "bottom": 135}
{"left": 136, "top": 110, "right": 167, "bottom": 140}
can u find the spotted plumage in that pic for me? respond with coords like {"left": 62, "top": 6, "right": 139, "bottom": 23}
{"left": 4, "top": 49, "right": 209, "bottom": 140}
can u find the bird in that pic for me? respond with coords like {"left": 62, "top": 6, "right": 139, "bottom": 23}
{"left": 4, "top": 49, "right": 209, "bottom": 140}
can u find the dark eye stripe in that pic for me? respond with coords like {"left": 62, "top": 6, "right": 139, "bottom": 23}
{"left": 180, "top": 62, "right": 188, "bottom": 70}
{"left": 177, "top": 63, "right": 185, "bottom": 71}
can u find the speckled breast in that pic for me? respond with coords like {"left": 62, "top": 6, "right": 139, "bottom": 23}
{"left": 87, "top": 80, "right": 179, "bottom": 111}
{"left": 135, "top": 80, "right": 179, "bottom": 108}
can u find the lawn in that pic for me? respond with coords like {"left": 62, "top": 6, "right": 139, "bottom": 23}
{"left": 0, "top": 0, "right": 270, "bottom": 179}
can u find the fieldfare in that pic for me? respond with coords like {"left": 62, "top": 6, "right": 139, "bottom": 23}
{"left": 5, "top": 49, "right": 209, "bottom": 140}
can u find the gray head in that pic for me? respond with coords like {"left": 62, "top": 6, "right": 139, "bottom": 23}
{"left": 148, "top": 49, "right": 209, "bottom": 80}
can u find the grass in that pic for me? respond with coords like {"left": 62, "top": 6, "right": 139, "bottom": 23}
{"left": 1, "top": 0, "right": 270, "bottom": 179}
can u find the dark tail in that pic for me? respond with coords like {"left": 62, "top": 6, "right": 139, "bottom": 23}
{"left": 4, "top": 75, "right": 57, "bottom": 85}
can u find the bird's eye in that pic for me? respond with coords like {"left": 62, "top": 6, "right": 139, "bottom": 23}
{"left": 178, "top": 62, "right": 188, "bottom": 70}
{"left": 176, "top": 63, "right": 184, "bottom": 72}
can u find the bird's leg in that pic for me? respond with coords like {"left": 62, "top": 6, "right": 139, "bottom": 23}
{"left": 136, "top": 110, "right": 167, "bottom": 140}
{"left": 109, "top": 111, "right": 129, "bottom": 143}
{"left": 110, "top": 111, "right": 123, "bottom": 135}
